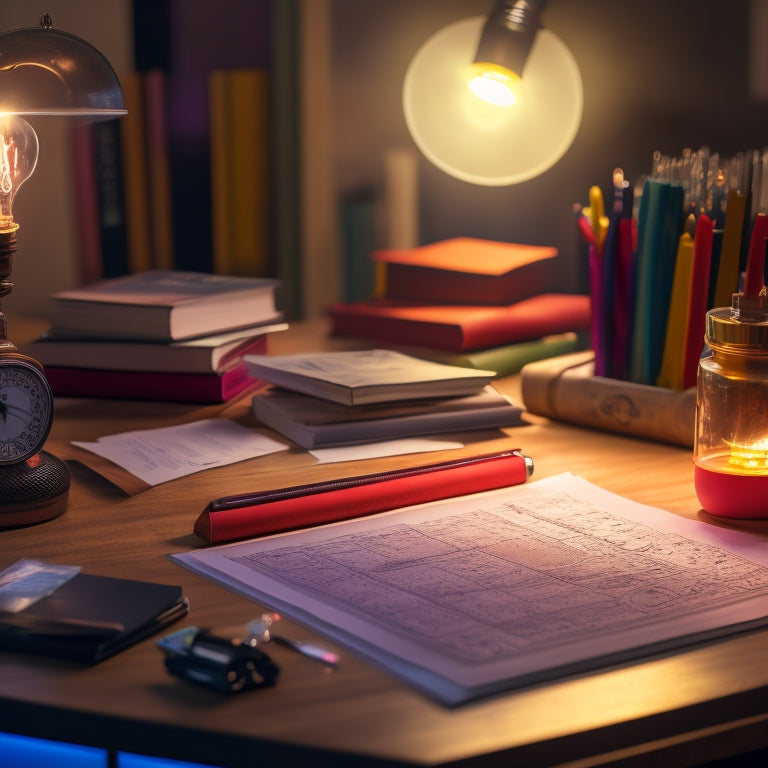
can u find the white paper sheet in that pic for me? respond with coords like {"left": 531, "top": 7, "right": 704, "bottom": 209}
{"left": 172, "top": 473, "right": 768, "bottom": 705}
{"left": 309, "top": 437, "right": 463, "bottom": 463}
{"left": 73, "top": 419, "right": 289, "bottom": 485}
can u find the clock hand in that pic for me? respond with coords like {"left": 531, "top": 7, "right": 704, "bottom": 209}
{"left": 1, "top": 402, "right": 32, "bottom": 419}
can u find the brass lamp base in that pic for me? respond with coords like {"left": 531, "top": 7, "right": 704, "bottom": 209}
{"left": 0, "top": 451, "right": 70, "bottom": 528}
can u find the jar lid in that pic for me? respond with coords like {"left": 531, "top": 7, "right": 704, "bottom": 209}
{"left": 706, "top": 294, "right": 768, "bottom": 350}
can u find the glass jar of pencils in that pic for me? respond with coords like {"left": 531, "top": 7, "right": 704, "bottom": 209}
{"left": 694, "top": 293, "right": 768, "bottom": 517}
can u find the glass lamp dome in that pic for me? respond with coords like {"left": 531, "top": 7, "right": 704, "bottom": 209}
{"left": 0, "top": 14, "right": 126, "bottom": 118}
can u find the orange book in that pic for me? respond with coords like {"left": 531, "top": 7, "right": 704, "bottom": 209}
{"left": 372, "top": 238, "right": 557, "bottom": 305}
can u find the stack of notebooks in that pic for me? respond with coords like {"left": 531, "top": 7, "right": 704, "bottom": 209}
{"left": 245, "top": 349, "right": 525, "bottom": 449}
{"left": 327, "top": 238, "right": 593, "bottom": 377}
{"left": 24, "top": 270, "right": 287, "bottom": 403}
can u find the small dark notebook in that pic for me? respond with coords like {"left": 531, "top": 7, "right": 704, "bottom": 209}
{"left": 0, "top": 573, "right": 188, "bottom": 663}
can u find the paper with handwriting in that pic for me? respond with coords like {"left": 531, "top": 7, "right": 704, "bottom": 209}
{"left": 73, "top": 419, "right": 289, "bottom": 485}
{"left": 174, "top": 473, "right": 768, "bottom": 705}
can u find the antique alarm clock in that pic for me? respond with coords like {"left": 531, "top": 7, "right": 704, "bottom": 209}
{"left": 0, "top": 224, "right": 70, "bottom": 528}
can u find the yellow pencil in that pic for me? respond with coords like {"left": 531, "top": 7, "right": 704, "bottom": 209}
{"left": 589, "top": 185, "right": 605, "bottom": 241}
{"left": 657, "top": 217, "right": 696, "bottom": 390}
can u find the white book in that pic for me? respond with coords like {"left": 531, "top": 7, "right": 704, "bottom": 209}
{"left": 244, "top": 349, "right": 497, "bottom": 406}
{"left": 23, "top": 323, "right": 288, "bottom": 374}
{"left": 50, "top": 270, "right": 281, "bottom": 341}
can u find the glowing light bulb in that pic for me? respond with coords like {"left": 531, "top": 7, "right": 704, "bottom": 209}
{"left": 467, "top": 62, "right": 520, "bottom": 106}
{"left": 0, "top": 115, "right": 39, "bottom": 232}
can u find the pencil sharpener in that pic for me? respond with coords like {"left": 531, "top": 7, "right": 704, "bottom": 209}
{"left": 158, "top": 626, "right": 280, "bottom": 693}
{"left": 694, "top": 293, "right": 768, "bottom": 518}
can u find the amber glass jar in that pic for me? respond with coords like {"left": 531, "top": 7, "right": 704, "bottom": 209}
{"left": 694, "top": 294, "right": 768, "bottom": 517}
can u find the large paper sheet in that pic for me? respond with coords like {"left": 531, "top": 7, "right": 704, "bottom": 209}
{"left": 172, "top": 474, "right": 768, "bottom": 705}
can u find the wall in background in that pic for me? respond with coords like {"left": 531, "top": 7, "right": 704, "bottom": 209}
{"left": 4, "top": 0, "right": 768, "bottom": 318}
{"left": 330, "top": 0, "right": 768, "bottom": 296}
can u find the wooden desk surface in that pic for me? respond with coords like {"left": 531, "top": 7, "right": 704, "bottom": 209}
{"left": 2, "top": 317, "right": 768, "bottom": 768}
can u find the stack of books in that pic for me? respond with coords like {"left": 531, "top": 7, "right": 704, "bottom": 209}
{"left": 245, "top": 349, "right": 525, "bottom": 449}
{"left": 327, "top": 238, "right": 592, "bottom": 377}
{"left": 24, "top": 270, "right": 286, "bottom": 403}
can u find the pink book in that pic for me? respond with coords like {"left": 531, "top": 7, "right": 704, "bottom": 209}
{"left": 43, "top": 361, "right": 262, "bottom": 403}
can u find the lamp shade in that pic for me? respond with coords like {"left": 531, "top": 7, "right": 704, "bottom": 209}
{"left": 0, "top": 23, "right": 126, "bottom": 117}
{"left": 403, "top": 17, "right": 582, "bottom": 186}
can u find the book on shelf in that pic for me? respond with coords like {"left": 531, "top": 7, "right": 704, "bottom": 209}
{"left": 44, "top": 360, "right": 262, "bottom": 404}
{"left": 0, "top": 565, "right": 188, "bottom": 664}
{"left": 23, "top": 322, "right": 287, "bottom": 375}
{"left": 92, "top": 118, "right": 130, "bottom": 279}
{"left": 244, "top": 349, "right": 496, "bottom": 406}
{"left": 71, "top": 122, "right": 103, "bottom": 285}
{"left": 251, "top": 384, "right": 523, "bottom": 449}
{"left": 143, "top": 68, "right": 175, "bottom": 270}
{"left": 520, "top": 350, "right": 696, "bottom": 447}
{"left": 329, "top": 294, "right": 592, "bottom": 352}
{"left": 119, "top": 70, "right": 153, "bottom": 274}
{"left": 373, "top": 237, "right": 557, "bottom": 305}
{"left": 50, "top": 270, "right": 281, "bottom": 342}
{"left": 210, "top": 68, "right": 270, "bottom": 277}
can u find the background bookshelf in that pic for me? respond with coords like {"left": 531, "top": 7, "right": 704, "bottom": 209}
{"left": 6, "top": 0, "right": 768, "bottom": 325}
{"left": 2, "top": 0, "right": 319, "bottom": 322}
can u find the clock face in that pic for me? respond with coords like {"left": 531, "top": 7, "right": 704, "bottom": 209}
{"left": 0, "top": 358, "right": 54, "bottom": 466}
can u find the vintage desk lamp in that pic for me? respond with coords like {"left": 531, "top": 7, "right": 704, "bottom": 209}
{"left": 403, "top": 0, "right": 582, "bottom": 186}
{"left": 0, "top": 13, "right": 125, "bottom": 528}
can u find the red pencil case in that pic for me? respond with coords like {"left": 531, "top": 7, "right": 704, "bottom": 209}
{"left": 194, "top": 450, "right": 532, "bottom": 544}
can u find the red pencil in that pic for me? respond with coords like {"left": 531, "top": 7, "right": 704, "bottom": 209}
{"left": 743, "top": 212, "right": 768, "bottom": 298}
{"left": 681, "top": 214, "right": 714, "bottom": 389}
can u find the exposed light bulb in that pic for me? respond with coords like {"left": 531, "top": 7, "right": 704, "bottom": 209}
{"left": 0, "top": 115, "right": 39, "bottom": 232}
{"left": 467, "top": 62, "right": 520, "bottom": 106}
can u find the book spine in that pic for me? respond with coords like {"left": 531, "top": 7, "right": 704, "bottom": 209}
{"left": 329, "top": 295, "right": 592, "bottom": 352}
{"left": 70, "top": 123, "right": 102, "bottom": 285}
{"left": 43, "top": 364, "right": 261, "bottom": 404}
{"left": 270, "top": 0, "right": 302, "bottom": 319}
{"left": 213, "top": 69, "right": 271, "bottom": 277}
{"left": 119, "top": 71, "right": 153, "bottom": 274}
{"left": 520, "top": 352, "right": 696, "bottom": 447}
{"left": 209, "top": 69, "right": 234, "bottom": 275}
{"left": 382, "top": 262, "right": 552, "bottom": 305}
{"left": 340, "top": 190, "right": 377, "bottom": 302}
{"left": 143, "top": 69, "right": 175, "bottom": 270}
{"left": 454, "top": 333, "right": 581, "bottom": 377}
{"left": 92, "top": 120, "right": 130, "bottom": 279}
{"left": 383, "top": 148, "right": 419, "bottom": 250}
{"left": 329, "top": 307, "right": 462, "bottom": 351}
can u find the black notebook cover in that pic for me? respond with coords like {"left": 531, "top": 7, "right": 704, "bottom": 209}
{"left": 0, "top": 573, "right": 188, "bottom": 663}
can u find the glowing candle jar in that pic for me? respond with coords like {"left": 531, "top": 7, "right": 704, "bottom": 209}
{"left": 694, "top": 293, "right": 768, "bottom": 517}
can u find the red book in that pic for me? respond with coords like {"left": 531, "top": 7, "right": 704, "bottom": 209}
{"left": 43, "top": 361, "right": 262, "bottom": 403}
{"left": 373, "top": 238, "right": 557, "bottom": 305}
{"left": 329, "top": 294, "right": 591, "bottom": 352}
{"left": 71, "top": 122, "right": 102, "bottom": 285}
